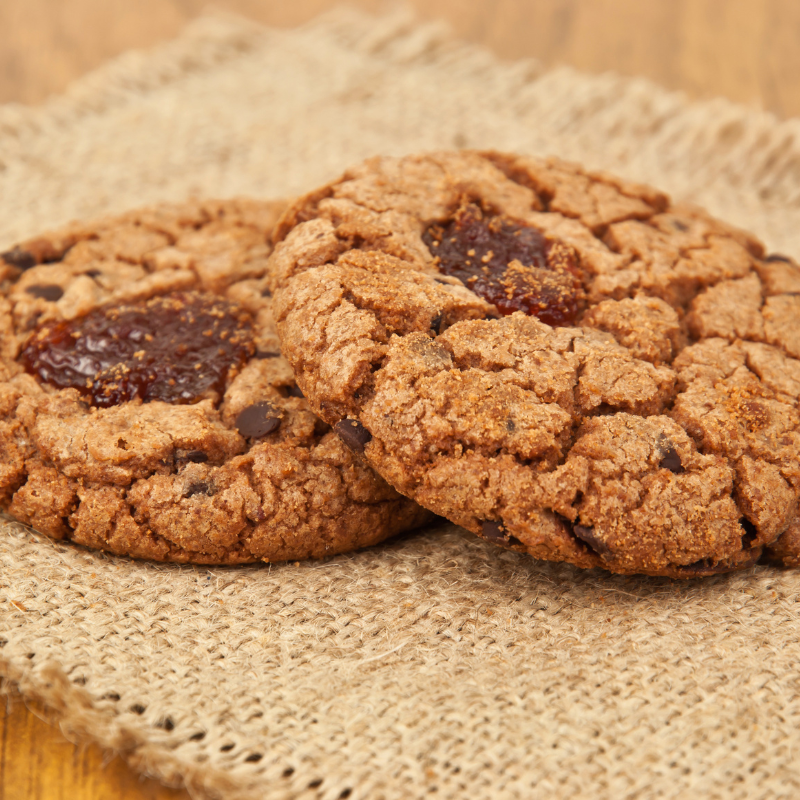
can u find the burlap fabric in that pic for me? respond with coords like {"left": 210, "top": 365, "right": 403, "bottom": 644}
{"left": 2, "top": 9, "right": 800, "bottom": 799}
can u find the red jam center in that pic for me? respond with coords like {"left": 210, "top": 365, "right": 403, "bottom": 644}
{"left": 423, "top": 203, "right": 583, "bottom": 325}
{"left": 21, "top": 292, "right": 254, "bottom": 407}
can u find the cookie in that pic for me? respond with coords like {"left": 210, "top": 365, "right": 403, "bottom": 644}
{"left": 0, "top": 199, "right": 432, "bottom": 564}
{"left": 270, "top": 151, "right": 800, "bottom": 577}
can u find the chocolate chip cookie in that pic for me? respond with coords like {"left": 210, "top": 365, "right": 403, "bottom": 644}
{"left": 0, "top": 199, "right": 432, "bottom": 564}
{"left": 271, "top": 151, "right": 800, "bottom": 577}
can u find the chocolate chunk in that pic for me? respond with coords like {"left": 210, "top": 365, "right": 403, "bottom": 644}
{"left": 254, "top": 350, "right": 281, "bottom": 359}
{"left": 185, "top": 451, "right": 209, "bottom": 463}
{"left": 765, "top": 254, "right": 793, "bottom": 264}
{"left": 482, "top": 520, "right": 507, "bottom": 542}
{"left": 235, "top": 402, "right": 282, "bottom": 438}
{"left": 1, "top": 247, "right": 36, "bottom": 271}
{"left": 184, "top": 480, "right": 215, "bottom": 497}
{"left": 334, "top": 419, "right": 372, "bottom": 453}
{"left": 287, "top": 383, "right": 304, "bottom": 398}
{"left": 25, "top": 284, "right": 64, "bottom": 302}
{"left": 572, "top": 524, "right": 612, "bottom": 557}
{"left": 659, "top": 445, "right": 685, "bottom": 475}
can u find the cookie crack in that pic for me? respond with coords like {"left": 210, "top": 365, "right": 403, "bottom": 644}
{"left": 578, "top": 465, "right": 750, "bottom": 572}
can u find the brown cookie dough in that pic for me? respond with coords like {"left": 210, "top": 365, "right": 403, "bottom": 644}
{"left": 271, "top": 150, "right": 800, "bottom": 577}
{"left": 0, "top": 200, "right": 432, "bottom": 564}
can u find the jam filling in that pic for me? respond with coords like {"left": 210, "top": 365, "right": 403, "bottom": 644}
{"left": 21, "top": 292, "right": 254, "bottom": 407}
{"left": 423, "top": 202, "right": 583, "bottom": 325}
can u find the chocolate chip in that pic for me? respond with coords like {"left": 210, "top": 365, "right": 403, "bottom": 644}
{"left": 185, "top": 451, "right": 209, "bottom": 463}
{"left": 261, "top": 287, "right": 273, "bottom": 297}
{"left": 765, "top": 253, "right": 793, "bottom": 263}
{"left": 479, "top": 521, "right": 523, "bottom": 548}
{"left": 1, "top": 247, "right": 36, "bottom": 271}
{"left": 572, "top": 524, "right": 612, "bottom": 557}
{"left": 482, "top": 520, "right": 507, "bottom": 542}
{"left": 185, "top": 480, "right": 215, "bottom": 497}
{"left": 25, "top": 284, "right": 63, "bottom": 302}
{"left": 430, "top": 313, "right": 443, "bottom": 335}
{"left": 235, "top": 402, "right": 282, "bottom": 438}
{"left": 287, "top": 384, "right": 304, "bottom": 398}
{"left": 254, "top": 350, "right": 281, "bottom": 359}
{"left": 334, "top": 419, "right": 372, "bottom": 453}
{"left": 505, "top": 419, "right": 516, "bottom": 432}
{"left": 659, "top": 445, "right": 685, "bottom": 474}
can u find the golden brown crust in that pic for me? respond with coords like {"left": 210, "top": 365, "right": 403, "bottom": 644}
{"left": 0, "top": 199, "right": 432, "bottom": 563}
{"left": 272, "top": 150, "right": 799, "bottom": 577}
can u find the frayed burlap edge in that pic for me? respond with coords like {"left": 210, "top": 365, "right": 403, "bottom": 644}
{"left": 2, "top": 7, "right": 800, "bottom": 254}
{"left": 2, "top": 8, "right": 800, "bottom": 800}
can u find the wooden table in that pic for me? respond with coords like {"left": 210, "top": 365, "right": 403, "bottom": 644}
{"left": 1, "top": 1, "right": 798, "bottom": 797}
{"left": 2, "top": 0, "right": 799, "bottom": 115}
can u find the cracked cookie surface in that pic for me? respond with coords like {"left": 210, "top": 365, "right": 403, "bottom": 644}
{"left": 0, "top": 199, "right": 431, "bottom": 563}
{"left": 271, "top": 150, "right": 800, "bottom": 577}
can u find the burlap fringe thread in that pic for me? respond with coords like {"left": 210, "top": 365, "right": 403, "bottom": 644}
{"left": 2, "top": 8, "right": 800, "bottom": 800}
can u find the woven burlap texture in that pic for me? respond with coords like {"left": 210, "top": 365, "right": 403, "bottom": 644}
{"left": 2, "top": 8, "right": 800, "bottom": 799}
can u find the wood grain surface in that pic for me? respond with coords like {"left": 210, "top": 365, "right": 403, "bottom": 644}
{"left": 1, "top": 696, "right": 187, "bottom": 800}
{"left": 1, "top": 0, "right": 799, "bottom": 115}
{"left": 1, "top": 1, "right": 798, "bottom": 798}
